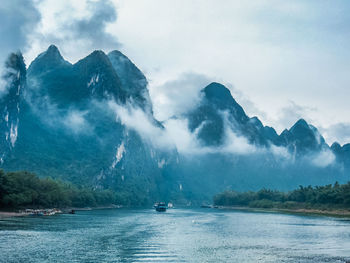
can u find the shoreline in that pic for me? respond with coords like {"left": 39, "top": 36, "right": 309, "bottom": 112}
{"left": 0, "top": 211, "right": 28, "bottom": 219}
{"left": 0, "top": 204, "right": 122, "bottom": 219}
{"left": 219, "top": 206, "right": 350, "bottom": 218}
{"left": 3, "top": 205, "right": 350, "bottom": 219}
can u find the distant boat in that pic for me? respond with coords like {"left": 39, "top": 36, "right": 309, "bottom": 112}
{"left": 167, "top": 202, "right": 173, "bottom": 208}
{"left": 155, "top": 202, "right": 167, "bottom": 212}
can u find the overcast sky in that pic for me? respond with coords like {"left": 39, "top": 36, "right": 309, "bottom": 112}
{"left": 1, "top": 0, "right": 349, "bottom": 145}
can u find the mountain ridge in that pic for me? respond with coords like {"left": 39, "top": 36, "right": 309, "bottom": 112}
{"left": 0, "top": 45, "right": 349, "bottom": 204}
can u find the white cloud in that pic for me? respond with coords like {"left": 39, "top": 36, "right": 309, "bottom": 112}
{"left": 63, "top": 110, "right": 89, "bottom": 134}
{"left": 310, "top": 149, "right": 336, "bottom": 168}
{"left": 321, "top": 122, "right": 350, "bottom": 146}
{"left": 149, "top": 72, "right": 211, "bottom": 121}
{"left": 268, "top": 100, "right": 317, "bottom": 133}
{"left": 0, "top": 78, "right": 6, "bottom": 95}
{"left": 108, "top": 100, "right": 176, "bottom": 150}
{"left": 25, "top": 0, "right": 120, "bottom": 64}
{"left": 270, "top": 145, "right": 292, "bottom": 160}
{"left": 221, "top": 128, "right": 257, "bottom": 155}
{"left": 162, "top": 118, "right": 199, "bottom": 154}
{"left": 25, "top": 91, "right": 92, "bottom": 134}
{"left": 0, "top": 0, "right": 40, "bottom": 66}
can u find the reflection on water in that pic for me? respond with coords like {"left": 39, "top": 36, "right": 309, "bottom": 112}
{"left": 1, "top": 208, "right": 350, "bottom": 262}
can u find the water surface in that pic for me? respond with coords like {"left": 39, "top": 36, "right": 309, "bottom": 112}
{"left": 1, "top": 208, "right": 350, "bottom": 262}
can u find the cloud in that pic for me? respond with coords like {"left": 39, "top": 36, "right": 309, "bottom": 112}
{"left": 149, "top": 72, "right": 211, "bottom": 121}
{"left": 0, "top": 0, "right": 120, "bottom": 89}
{"left": 0, "top": 0, "right": 40, "bottom": 94}
{"left": 270, "top": 145, "right": 291, "bottom": 160}
{"left": 310, "top": 149, "right": 336, "bottom": 168}
{"left": 148, "top": 71, "right": 263, "bottom": 123}
{"left": 224, "top": 82, "right": 268, "bottom": 121}
{"left": 221, "top": 128, "right": 257, "bottom": 155}
{"left": 68, "top": 0, "right": 119, "bottom": 50}
{"left": 0, "top": 78, "right": 6, "bottom": 96}
{"left": 24, "top": 91, "right": 92, "bottom": 135}
{"left": 219, "top": 110, "right": 259, "bottom": 155}
{"left": 108, "top": 100, "right": 176, "bottom": 150}
{"left": 321, "top": 122, "right": 350, "bottom": 146}
{"left": 162, "top": 118, "right": 200, "bottom": 154}
{"left": 164, "top": 117, "right": 258, "bottom": 156}
{"left": 0, "top": 0, "right": 40, "bottom": 63}
{"left": 274, "top": 101, "right": 317, "bottom": 132}
{"left": 63, "top": 110, "right": 89, "bottom": 134}
{"left": 25, "top": 0, "right": 120, "bottom": 63}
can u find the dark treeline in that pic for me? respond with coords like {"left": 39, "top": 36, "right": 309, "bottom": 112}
{"left": 213, "top": 182, "right": 350, "bottom": 210}
{"left": 0, "top": 170, "right": 118, "bottom": 209}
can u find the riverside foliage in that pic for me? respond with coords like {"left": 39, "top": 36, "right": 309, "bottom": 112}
{"left": 0, "top": 170, "right": 117, "bottom": 209}
{"left": 213, "top": 182, "right": 350, "bottom": 210}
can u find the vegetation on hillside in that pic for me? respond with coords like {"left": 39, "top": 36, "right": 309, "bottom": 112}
{"left": 213, "top": 182, "right": 350, "bottom": 210}
{"left": 0, "top": 170, "right": 118, "bottom": 209}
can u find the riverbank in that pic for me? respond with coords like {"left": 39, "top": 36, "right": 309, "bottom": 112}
{"left": 62, "top": 204, "right": 122, "bottom": 212}
{"left": 0, "top": 211, "right": 28, "bottom": 219}
{"left": 0, "top": 204, "right": 122, "bottom": 219}
{"left": 220, "top": 206, "right": 350, "bottom": 218}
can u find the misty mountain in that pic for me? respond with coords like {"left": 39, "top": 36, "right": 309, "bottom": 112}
{"left": 187, "top": 82, "right": 279, "bottom": 147}
{"left": 0, "top": 46, "right": 177, "bottom": 205}
{"left": 0, "top": 45, "right": 349, "bottom": 204}
{"left": 187, "top": 82, "right": 330, "bottom": 155}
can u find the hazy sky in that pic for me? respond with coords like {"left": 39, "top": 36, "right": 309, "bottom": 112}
{"left": 1, "top": 0, "right": 350, "bottom": 144}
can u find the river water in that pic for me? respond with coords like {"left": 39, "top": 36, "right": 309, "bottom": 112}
{"left": 0, "top": 208, "right": 350, "bottom": 262}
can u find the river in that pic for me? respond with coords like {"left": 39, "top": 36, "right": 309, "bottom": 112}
{"left": 1, "top": 208, "right": 350, "bottom": 262}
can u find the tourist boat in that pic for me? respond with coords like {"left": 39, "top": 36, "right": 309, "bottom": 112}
{"left": 154, "top": 202, "right": 167, "bottom": 212}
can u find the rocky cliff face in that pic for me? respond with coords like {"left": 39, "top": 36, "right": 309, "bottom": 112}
{"left": 0, "top": 53, "right": 26, "bottom": 163}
